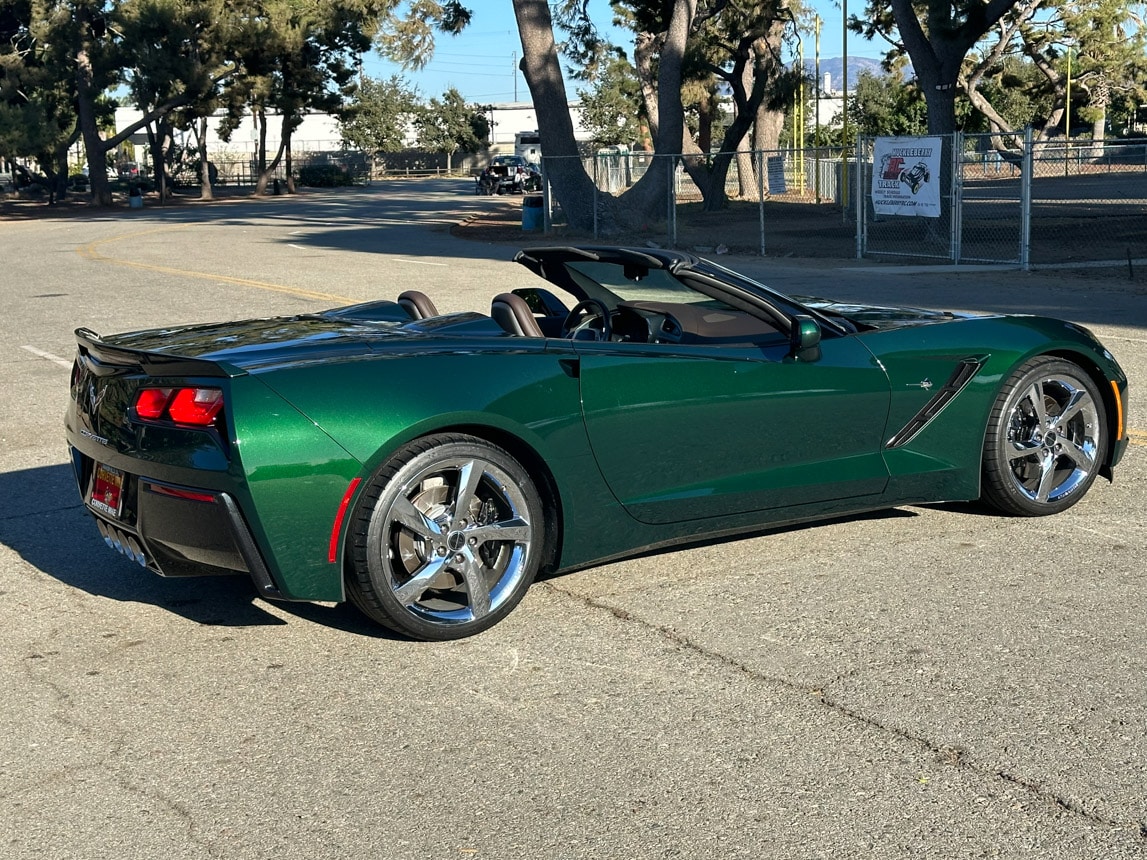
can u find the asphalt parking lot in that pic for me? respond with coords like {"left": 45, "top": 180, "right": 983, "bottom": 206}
{"left": 2, "top": 179, "right": 1145, "bottom": 859}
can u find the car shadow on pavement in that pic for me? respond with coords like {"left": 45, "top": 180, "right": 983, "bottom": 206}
{"left": 535, "top": 506, "right": 922, "bottom": 583}
{"left": 0, "top": 463, "right": 289, "bottom": 628}
{"left": 0, "top": 463, "right": 411, "bottom": 637}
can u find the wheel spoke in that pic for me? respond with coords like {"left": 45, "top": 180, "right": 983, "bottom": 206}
{"left": 1024, "top": 380, "right": 1048, "bottom": 427}
{"left": 1056, "top": 388, "right": 1091, "bottom": 426}
{"left": 1059, "top": 435, "right": 1094, "bottom": 471}
{"left": 1007, "top": 437, "right": 1041, "bottom": 462}
{"left": 452, "top": 459, "right": 486, "bottom": 524}
{"left": 466, "top": 517, "right": 531, "bottom": 546}
{"left": 456, "top": 554, "right": 492, "bottom": 618}
{"left": 392, "top": 556, "right": 448, "bottom": 607}
{"left": 391, "top": 495, "right": 442, "bottom": 541}
{"left": 1034, "top": 450, "right": 1058, "bottom": 503}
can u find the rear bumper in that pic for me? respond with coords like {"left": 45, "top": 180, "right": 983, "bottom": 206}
{"left": 70, "top": 446, "right": 284, "bottom": 599}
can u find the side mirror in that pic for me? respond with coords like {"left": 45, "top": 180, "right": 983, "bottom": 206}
{"left": 788, "top": 315, "right": 822, "bottom": 362}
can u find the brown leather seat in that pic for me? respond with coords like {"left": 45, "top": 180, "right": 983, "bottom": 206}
{"left": 491, "top": 293, "right": 544, "bottom": 337}
{"left": 397, "top": 290, "right": 438, "bottom": 320}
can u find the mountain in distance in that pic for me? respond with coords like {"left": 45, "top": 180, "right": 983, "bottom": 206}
{"left": 801, "top": 56, "right": 890, "bottom": 91}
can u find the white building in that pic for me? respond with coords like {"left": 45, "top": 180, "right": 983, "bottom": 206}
{"left": 115, "top": 102, "right": 591, "bottom": 161}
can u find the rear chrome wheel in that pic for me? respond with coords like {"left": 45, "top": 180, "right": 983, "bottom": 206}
{"left": 347, "top": 434, "right": 543, "bottom": 640}
{"left": 981, "top": 357, "right": 1107, "bottom": 516}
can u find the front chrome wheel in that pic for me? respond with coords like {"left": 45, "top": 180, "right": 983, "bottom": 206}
{"left": 981, "top": 358, "right": 1107, "bottom": 516}
{"left": 348, "top": 434, "right": 543, "bottom": 640}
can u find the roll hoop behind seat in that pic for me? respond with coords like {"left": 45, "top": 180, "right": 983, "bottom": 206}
{"left": 398, "top": 290, "right": 439, "bottom": 320}
{"left": 491, "top": 293, "right": 544, "bottom": 337}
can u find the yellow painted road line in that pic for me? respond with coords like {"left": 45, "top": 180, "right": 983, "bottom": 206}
{"left": 76, "top": 226, "right": 356, "bottom": 304}
{"left": 1127, "top": 430, "right": 1147, "bottom": 446}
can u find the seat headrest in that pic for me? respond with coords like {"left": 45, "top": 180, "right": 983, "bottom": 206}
{"left": 491, "top": 293, "right": 544, "bottom": 337}
{"left": 397, "top": 290, "right": 438, "bottom": 320}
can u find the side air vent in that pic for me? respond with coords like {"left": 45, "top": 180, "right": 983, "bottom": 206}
{"left": 886, "top": 358, "right": 984, "bottom": 449}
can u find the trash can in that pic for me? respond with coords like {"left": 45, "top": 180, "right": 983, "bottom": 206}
{"left": 521, "top": 194, "right": 543, "bottom": 231}
{"left": 128, "top": 185, "right": 143, "bottom": 209}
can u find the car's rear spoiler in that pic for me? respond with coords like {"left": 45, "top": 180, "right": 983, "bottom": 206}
{"left": 75, "top": 328, "right": 243, "bottom": 378}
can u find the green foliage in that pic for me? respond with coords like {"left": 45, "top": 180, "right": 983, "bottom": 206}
{"left": 376, "top": 0, "right": 471, "bottom": 68}
{"left": 849, "top": 70, "right": 927, "bottom": 136}
{"left": 575, "top": 50, "right": 644, "bottom": 148}
{"left": 340, "top": 74, "right": 421, "bottom": 152}
{"left": 414, "top": 87, "right": 488, "bottom": 158}
{"left": 970, "top": 56, "right": 1054, "bottom": 132}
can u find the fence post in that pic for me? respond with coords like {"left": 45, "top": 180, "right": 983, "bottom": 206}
{"left": 1020, "top": 126, "right": 1033, "bottom": 271}
{"left": 757, "top": 150, "right": 766, "bottom": 256}
{"left": 593, "top": 153, "right": 599, "bottom": 240}
{"left": 541, "top": 159, "right": 551, "bottom": 234}
{"left": 950, "top": 132, "right": 962, "bottom": 264}
{"left": 668, "top": 156, "right": 677, "bottom": 248}
{"left": 855, "top": 136, "right": 864, "bottom": 260}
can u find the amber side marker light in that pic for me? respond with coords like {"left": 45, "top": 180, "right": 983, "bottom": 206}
{"left": 1111, "top": 381, "right": 1125, "bottom": 440}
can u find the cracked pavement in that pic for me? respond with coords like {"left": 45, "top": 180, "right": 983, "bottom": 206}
{"left": 1, "top": 180, "right": 1144, "bottom": 858}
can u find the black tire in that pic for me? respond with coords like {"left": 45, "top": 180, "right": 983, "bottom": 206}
{"left": 981, "top": 357, "right": 1107, "bottom": 516}
{"left": 346, "top": 433, "right": 544, "bottom": 640}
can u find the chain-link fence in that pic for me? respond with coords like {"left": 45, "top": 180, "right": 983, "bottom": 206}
{"left": 857, "top": 132, "right": 1147, "bottom": 267}
{"left": 542, "top": 148, "right": 853, "bottom": 254}
{"left": 858, "top": 133, "right": 1026, "bottom": 265}
{"left": 1029, "top": 139, "right": 1147, "bottom": 266}
{"left": 532, "top": 137, "right": 1145, "bottom": 267}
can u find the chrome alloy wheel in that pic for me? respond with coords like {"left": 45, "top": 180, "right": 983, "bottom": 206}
{"left": 982, "top": 357, "right": 1108, "bottom": 517}
{"left": 1000, "top": 368, "right": 1102, "bottom": 506}
{"left": 349, "top": 434, "right": 544, "bottom": 639}
{"left": 383, "top": 455, "right": 532, "bottom": 622}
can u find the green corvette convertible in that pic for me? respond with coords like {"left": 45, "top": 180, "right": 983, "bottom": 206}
{"left": 65, "top": 246, "right": 1129, "bottom": 640}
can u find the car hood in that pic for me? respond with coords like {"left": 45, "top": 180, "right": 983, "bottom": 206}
{"left": 792, "top": 296, "right": 988, "bottom": 330}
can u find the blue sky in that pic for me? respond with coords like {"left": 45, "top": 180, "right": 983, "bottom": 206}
{"left": 362, "top": 0, "right": 888, "bottom": 104}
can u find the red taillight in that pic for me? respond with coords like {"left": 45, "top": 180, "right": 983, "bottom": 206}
{"left": 167, "top": 388, "right": 224, "bottom": 425}
{"left": 134, "top": 387, "right": 223, "bottom": 427}
{"left": 135, "top": 387, "right": 175, "bottom": 420}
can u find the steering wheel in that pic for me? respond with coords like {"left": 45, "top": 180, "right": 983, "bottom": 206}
{"left": 561, "top": 299, "right": 613, "bottom": 341}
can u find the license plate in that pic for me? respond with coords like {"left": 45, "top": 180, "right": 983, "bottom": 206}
{"left": 90, "top": 463, "right": 124, "bottom": 517}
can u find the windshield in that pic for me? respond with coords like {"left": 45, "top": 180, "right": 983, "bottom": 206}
{"left": 567, "top": 261, "right": 714, "bottom": 306}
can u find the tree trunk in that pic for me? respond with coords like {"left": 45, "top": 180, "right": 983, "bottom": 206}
{"left": 75, "top": 44, "right": 113, "bottom": 207}
{"left": 284, "top": 116, "right": 296, "bottom": 193}
{"left": 634, "top": 32, "right": 662, "bottom": 145}
{"left": 257, "top": 108, "right": 268, "bottom": 178}
{"left": 255, "top": 137, "right": 285, "bottom": 195}
{"left": 735, "top": 136, "right": 757, "bottom": 201}
{"left": 196, "top": 117, "right": 214, "bottom": 200}
{"left": 146, "top": 119, "right": 173, "bottom": 204}
{"left": 53, "top": 148, "right": 70, "bottom": 203}
{"left": 921, "top": 86, "right": 958, "bottom": 136}
{"left": 512, "top": 0, "right": 602, "bottom": 231}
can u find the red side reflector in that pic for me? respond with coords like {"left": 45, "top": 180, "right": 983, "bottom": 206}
{"left": 328, "top": 478, "right": 362, "bottom": 563}
{"left": 146, "top": 482, "right": 218, "bottom": 504}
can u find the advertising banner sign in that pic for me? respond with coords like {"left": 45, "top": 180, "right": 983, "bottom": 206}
{"left": 872, "top": 136, "right": 942, "bottom": 217}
